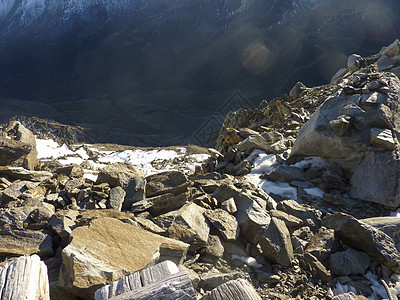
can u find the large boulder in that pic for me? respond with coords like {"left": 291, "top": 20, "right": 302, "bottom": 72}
{"left": 58, "top": 217, "right": 189, "bottom": 299}
{"left": 0, "top": 121, "right": 38, "bottom": 170}
{"left": 291, "top": 71, "right": 400, "bottom": 208}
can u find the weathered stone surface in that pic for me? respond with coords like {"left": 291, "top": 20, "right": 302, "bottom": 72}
{"left": 107, "top": 271, "right": 196, "bottom": 300}
{"left": 267, "top": 165, "right": 306, "bottom": 182}
{"left": 200, "top": 235, "right": 224, "bottom": 263}
{"left": 291, "top": 72, "right": 400, "bottom": 160}
{"left": 108, "top": 186, "right": 126, "bottom": 211}
{"left": 347, "top": 54, "right": 362, "bottom": 71}
{"left": 56, "top": 164, "right": 84, "bottom": 178}
{"left": 146, "top": 171, "right": 189, "bottom": 197}
{"left": 301, "top": 252, "right": 331, "bottom": 283}
{"left": 305, "top": 228, "right": 340, "bottom": 262}
{"left": 276, "top": 200, "right": 321, "bottom": 229}
{"left": 0, "top": 167, "right": 52, "bottom": 182}
{"left": 220, "top": 198, "right": 237, "bottom": 214}
{"left": 0, "top": 254, "right": 50, "bottom": 300}
{"left": 0, "top": 226, "right": 53, "bottom": 257}
{"left": 1, "top": 180, "right": 34, "bottom": 202}
{"left": 329, "top": 248, "right": 369, "bottom": 276}
{"left": 369, "top": 128, "right": 395, "bottom": 150}
{"left": 96, "top": 162, "right": 145, "bottom": 210}
{"left": 200, "top": 279, "right": 261, "bottom": 300}
{"left": 259, "top": 217, "right": 293, "bottom": 267}
{"left": 380, "top": 39, "right": 400, "bottom": 57}
{"left": 349, "top": 151, "right": 400, "bottom": 208}
{"left": 0, "top": 121, "right": 38, "bottom": 170}
{"left": 58, "top": 217, "right": 189, "bottom": 299}
{"left": 323, "top": 212, "right": 400, "bottom": 272}
{"left": 48, "top": 210, "right": 79, "bottom": 242}
{"left": 148, "top": 192, "right": 188, "bottom": 216}
{"left": 153, "top": 202, "right": 210, "bottom": 251}
{"left": 204, "top": 209, "right": 239, "bottom": 241}
{"left": 236, "top": 135, "right": 275, "bottom": 154}
{"left": 362, "top": 216, "right": 400, "bottom": 251}
{"left": 332, "top": 293, "right": 359, "bottom": 300}
{"left": 95, "top": 272, "right": 141, "bottom": 300}
{"left": 269, "top": 209, "right": 303, "bottom": 230}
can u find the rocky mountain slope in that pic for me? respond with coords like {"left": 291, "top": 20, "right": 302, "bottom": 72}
{"left": 1, "top": 39, "right": 400, "bottom": 299}
{"left": 0, "top": 0, "right": 399, "bottom": 146}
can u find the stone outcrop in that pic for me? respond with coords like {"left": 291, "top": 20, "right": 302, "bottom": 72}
{"left": 0, "top": 121, "right": 38, "bottom": 170}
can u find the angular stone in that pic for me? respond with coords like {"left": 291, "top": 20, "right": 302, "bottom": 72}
{"left": 0, "top": 226, "right": 53, "bottom": 257}
{"left": 267, "top": 165, "right": 306, "bottom": 182}
{"left": 0, "top": 254, "right": 50, "bottom": 300}
{"left": 204, "top": 209, "right": 239, "bottom": 241}
{"left": 362, "top": 216, "right": 400, "bottom": 251}
{"left": 259, "top": 217, "right": 293, "bottom": 267}
{"left": 200, "top": 235, "right": 224, "bottom": 263}
{"left": 236, "top": 135, "right": 275, "bottom": 154}
{"left": 200, "top": 279, "right": 261, "bottom": 300}
{"left": 269, "top": 210, "right": 303, "bottom": 230}
{"left": 1, "top": 181, "right": 34, "bottom": 202}
{"left": 349, "top": 151, "right": 400, "bottom": 208}
{"left": 146, "top": 171, "right": 189, "bottom": 198}
{"left": 95, "top": 272, "right": 141, "bottom": 300}
{"left": 96, "top": 162, "right": 145, "bottom": 210}
{"left": 58, "top": 217, "right": 189, "bottom": 299}
{"left": 369, "top": 128, "right": 396, "bottom": 150}
{"left": 153, "top": 202, "right": 210, "bottom": 251}
{"left": 276, "top": 200, "right": 322, "bottom": 229}
{"left": 56, "top": 164, "right": 84, "bottom": 178}
{"left": 220, "top": 198, "right": 237, "bottom": 214}
{"left": 0, "top": 121, "right": 37, "bottom": 170}
{"left": 108, "top": 186, "right": 126, "bottom": 211}
{"left": 301, "top": 252, "right": 331, "bottom": 283}
{"left": 329, "top": 248, "right": 370, "bottom": 276}
{"left": 347, "top": 54, "right": 362, "bottom": 71}
{"left": 323, "top": 212, "right": 400, "bottom": 272}
{"left": 0, "top": 167, "right": 52, "bottom": 182}
{"left": 329, "top": 115, "right": 351, "bottom": 136}
{"left": 380, "top": 39, "right": 400, "bottom": 57}
{"left": 48, "top": 210, "right": 79, "bottom": 242}
{"left": 305, "top": 228, "right": 340, "bottom": 262}
{"left": 140, "top": 260, "right": 179, "bottom": 286}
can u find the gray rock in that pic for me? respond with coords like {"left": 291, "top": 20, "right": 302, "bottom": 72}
{"left": 0, "top": 226, "right": 53, "bottom": 258}
{"left": 276, "top": 200, "right": 322, "bottom": 229}
{"left": 369, "top": 128, "right": 395, "bottom": 150}
{"left": 378, "top": 55, "right": 400, "bottom": 71}
{"left": 48, "top": 210, "right": 79, "bottom": 242}
{"left": 380, "top": 39, "right": 400, "bottom": 57}
{"left": 329, "top": 115, "right": 351, "bottom": 136}
{"left": 96, "top": 162, "right": 145, "bottom": 210}
{"left": 153, "top": 202, "right": 210, "bottom": 251}
{"left": 145, "top": 171, "right": 189, "bottom": 198}
{"left": 332, "top": 293, "right": 358, "bottom": 300}
{"left": 267, "top": 165, "right": 306, "bottom": 182}
{"left": 0, "top": 121, "right": 38, "bottom": 170}
{"left": 108, "top": 186, "right": 126, "bottom": 211}
{"left": 269, "top": 209, "right": 303, "bottom": 231}
{"left": 289, "top": 82, "right": 307, "bottom": 100}
{"left": 220, "top": 198, "right": 237, "bottom": 214}
{"left": 347, "top": 54, "right": 362, "bottom": 71}
{"left": 1, "top": 181, "right": 34, "bottom": 202}
{"left": 331, "top": 68, "right": 349, "bottom": 84}
{"left": 200, "top": 279, "right": 262, "bottom": 300}
{"left": 330, "top": 248, "right": 370, "bottom": 276}
{"left": 362, "top": 216, "right": 400, "bottom": 252}
{"left": 200, "top": 235, "right": 225, "bottom": 263}
{"left": 204, "top": 209, "right": 239, "bottom": 241}
{"left": 305, "top": 228, "right": 340, "bottom": 262}
{"left": 301, "top": 252, "right": 331, "bottom": 283}
{"left": 323, "top": 212, "right": 400, "bottom": 272}
{"left": 349, "top": 151, "right": 400, "bottom": 208}
{"left": 131, "top": 192, "right": 188, "bottom": 216}
{"left": 236, "top": 135, "right": 275, "bottom": 154}
{"left": 95, "top": 272, "right": 141, "bottom": 300}
{"left": 259, "top": 217, "right": 294, "bottom": 267}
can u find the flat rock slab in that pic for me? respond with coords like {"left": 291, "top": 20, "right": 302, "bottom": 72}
{"left": 146, "top": 171, "right": 189, "bottom": 197}
{"left": 58, "top": 217, "right": 189, "bottom": 299}
{"left": 0, "top": 167, "right": 52, "bottom": 182}
{"left": 0, "top": 254, "right": 50, "bottom": 300}
{"left": 0, "top": 226, "right": 53, "bottom": 257}
{"left": 108, "top": 271, "right": 196, "bottom": 300}
{"left": 95, "top": 260, "right": 179, "bottom": 300}
{"left": 200, "top": 279, "right": 261, "bottom": 300}
{"left": 323, "top": 212, "right": 400, "bottom": 272}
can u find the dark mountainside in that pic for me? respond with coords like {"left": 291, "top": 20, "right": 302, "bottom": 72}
{"left": 1, "top": 0, "right": 400, "bottom": 146}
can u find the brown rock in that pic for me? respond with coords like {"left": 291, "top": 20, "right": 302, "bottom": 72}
{"left": 146, "top": 171, "right": 189, "bottom": 198}
{"left": 204, "top": 209, "right": 239, "bottom": 241}
{"left": 58, "top": 217, "right": 189, "bottom": 299}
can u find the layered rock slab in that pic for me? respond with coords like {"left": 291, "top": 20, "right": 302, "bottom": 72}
{"left": 58, "top": 216, "right": 189, "bottom": 299}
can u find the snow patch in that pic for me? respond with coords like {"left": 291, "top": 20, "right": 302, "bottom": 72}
{"left": 231, "top": 254, "right": 262, "bottom": 268}
{"left": 292, "top": 156, "right": 326, "bottom": 169}
{"left": 304, "top": 187, "right": 324, "bottom": 198}
{"left": 36, "top": 138, "right": 75, "bottom": 159}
